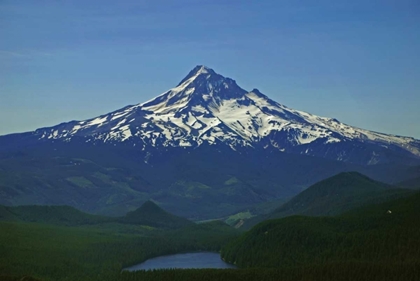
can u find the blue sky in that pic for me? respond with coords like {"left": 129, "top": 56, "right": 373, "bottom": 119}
{"left": 1, "top": 0, "right": 419, "bottom": 138}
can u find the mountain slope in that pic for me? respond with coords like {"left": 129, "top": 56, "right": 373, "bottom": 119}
{"left": 2, "top": 65, "right": 419, "bottom": 165}
{"left": 241, "top": 172, "right": 414, "bottom": 229}
{"left": 269, "top": 172, "right": 409, "bottom": 217}
{"left": 1, "top": 138, "right": 369, "bottom": 219}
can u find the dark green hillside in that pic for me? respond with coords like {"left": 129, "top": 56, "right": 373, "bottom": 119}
{"left": 221, "top": 192, "right": 420, "bottom": 270}
{"left": 398, "top": 176, "right": 420, "bottom": 190}
{"left": 0, "top": 205, "right": 110, "bottom": 226}
{"left": 343, "top": 189, "right": 420, "bottom": 218}
{"left": 243, "top": 172, "right": 413, "bottom": 229}
{"left": 119, "top": 200, "right": 193, "bottom": 228}
{"left": 271, "top": 172, "right": 410, "bottom": 216}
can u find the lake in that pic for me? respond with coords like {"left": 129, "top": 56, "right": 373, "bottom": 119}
{"left": 123, "top": 252, "right": 236, "bottom": 271}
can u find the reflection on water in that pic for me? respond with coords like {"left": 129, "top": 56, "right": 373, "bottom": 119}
{"left": 123, "top": 252, "right": 236, "bottom": 271}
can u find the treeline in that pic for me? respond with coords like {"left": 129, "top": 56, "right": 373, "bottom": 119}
{"left": 119, "top": 262, "right": 420, "bottom": 281}
{"left": 4, "top": 262, "right": 420, "bottom": 281}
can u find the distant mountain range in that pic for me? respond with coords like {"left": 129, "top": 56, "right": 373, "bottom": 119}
{"left": 1, "top": 66, "right": 420, "bottom": 219}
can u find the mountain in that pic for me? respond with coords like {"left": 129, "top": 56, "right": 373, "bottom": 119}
{"left": 241, "top": 172, "right": 414, "bottom": 229}
{"left": 119, "top": 200, "right": 193, "bottom": 228}
{"left": 1, "top": 66, "right": 420, "bottom": 219}
{"left": 2, "top": 65, "right": 420, "bottom": 165}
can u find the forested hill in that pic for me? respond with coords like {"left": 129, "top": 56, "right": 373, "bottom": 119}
{"left": 118, "top": 200, "right": 193, "bottom": 228}
{"left": 242, "top": 172, "right": 413, "bottom": 229}
{"left": 221, "top": 191, "right": 420, "bottom": 271}
{"left": 270, "top": 172, "right": 410, "bottom": 216}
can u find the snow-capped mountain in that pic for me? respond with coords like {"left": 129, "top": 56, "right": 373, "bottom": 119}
{"left": 20, "top": 66, "right": 420, "bottom": 164}
{"left": 2, "top": 65, "right": 420, "bottom": 218}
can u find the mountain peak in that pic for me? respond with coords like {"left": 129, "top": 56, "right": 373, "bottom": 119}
{"left": 192, "top": 65, "right": 215, "bottom": 75}
{"left": 138, "top": 200, "right": 162, "bottom": 213}
{"left": 142, "top": 65, "right": 247, "bottom": 111}
{"left": 177, "top": 65, "right": 217, "bottom": 86}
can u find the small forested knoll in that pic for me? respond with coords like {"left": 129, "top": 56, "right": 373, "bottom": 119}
{"left": 118, "top": 200, "right": 193, "bottom": 228}
{"left": 221, "top": 191, "right": 420, "bottom": 273}
{"left": 242, "top": 171, "right": 413, "bottom": 229}
{"left": 270, "top": 172, "right": 413, "bottom": 216}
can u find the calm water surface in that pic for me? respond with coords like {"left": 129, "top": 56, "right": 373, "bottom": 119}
{"left": 123, "top": 252, "right": 236, "bottom": 271}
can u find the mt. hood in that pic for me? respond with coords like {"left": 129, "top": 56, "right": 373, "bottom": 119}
{"left": 7, "top": 65, "right": 420, "bottom": 165}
